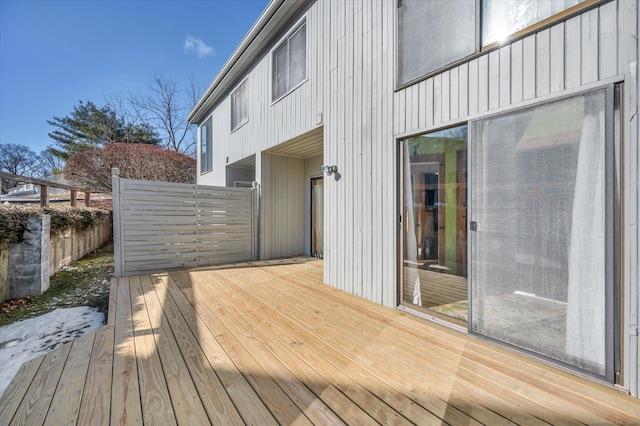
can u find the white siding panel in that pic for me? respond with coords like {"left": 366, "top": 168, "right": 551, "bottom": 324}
{"left": 458, "top": 62, "right": 469, "bottom": 118}
{"left": 600, "top": 1, "right": 618, "bottom": 79}
{"left": 565, "top": 15, "right": 582, "bottom": 89}
{"left": 363, "top": 0, "right": 374, "bottom": 301}
{"left": 418, "top": 80, "right": 427, "bottom": 129}
{"left": 523, "top": 35, "right": 537, "bottom": 100}
{"left": 536, "top": 29, "right": 551, "bottom": 97}
{"left": 433, "top": 73, "right": 442, "bottom": 125}
{"left": 426, "top": 77, "right": 434, "bottom": 126}
{"left": 489, "top": 50, "right": 500, "bottom": 110}
{"left": 451, "top": 67, "right": 460, "bottom": 120}
{"left": 550, "top": 24, "right": 565, "bottom": 93}
{"left": 499, "top": 46, "right": 511, "bottom": 107}
{"left": 468, "top": 59, "right": 479, "bottom": 115}
{"left": 260, "top": 154, "right": 305, "bottom": 259}
{"left": 511, "top": 40, "right": 524, "bottom": 104}
{"left": 382, "top": 0, "right": 395, "bottom": 307}
{"left": 478, "top": 55, "right": 489, "bottom": 112}
{"left": 442, "top": 70, "right": 451, "bottom": 122}
{"left": 582, "top": 8, "right": 600, "bottom": 84}
{"left": 410, "top": 83, "right": 420, "bottom": 132}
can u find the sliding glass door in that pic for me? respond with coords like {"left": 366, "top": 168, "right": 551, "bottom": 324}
{"left": 399, "top": 87, "right": 618, "bottom": 381}
{"left": 469, "top": 88, "right": 615, "bottom": 379}
{"left": 400, "top": 125, "right": 468, "bottom": 324}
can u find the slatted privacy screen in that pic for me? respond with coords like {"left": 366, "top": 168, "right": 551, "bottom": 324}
{"left": 112, "top": 169, "right": 258, "bottom": 276}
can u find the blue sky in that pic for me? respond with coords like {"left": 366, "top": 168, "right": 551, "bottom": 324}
{"left": 0, "top": 0, "right": 269, "bottom": 154}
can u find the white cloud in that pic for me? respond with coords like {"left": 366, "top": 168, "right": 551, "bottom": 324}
{"left": 184, "top": 35, "right": 215, "bottom": 59}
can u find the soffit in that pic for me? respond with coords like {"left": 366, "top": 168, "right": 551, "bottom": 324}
{"left": 229, "top": 155, "right": 256, "bottom": 169}
{"left": 265, "top": 126, "right": 323, "bottom": 159}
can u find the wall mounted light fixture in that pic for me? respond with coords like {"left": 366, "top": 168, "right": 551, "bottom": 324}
{"left": 321, "top": 165, "right": 338, "bottom": 176}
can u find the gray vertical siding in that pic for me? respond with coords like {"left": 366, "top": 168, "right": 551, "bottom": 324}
{"left": 321, "top": 0, "right": 396, "bottom": 306}
{"left": 260, "top": 153, "right": 305, "bottom": 259}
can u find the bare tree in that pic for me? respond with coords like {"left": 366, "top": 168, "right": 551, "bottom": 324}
{"left": 38, "top": 150, "right": 66, "bottom": 176}
{"left": 124, "top": 74, "right": 199, "bottom": 157}
{"left": 0, "top": 143, "right": 40, "bottom": 193}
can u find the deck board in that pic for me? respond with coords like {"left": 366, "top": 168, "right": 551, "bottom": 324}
{"left": 1, "top": 258, "right": 639, "bottom": 425}
{"left": 9, "top": 341, "right": 71, "bottom": 426}
{"left": 137, "top": 274, "right": 210, "bottom": 425}
{"left": 0, "top": 354, "right": 44, "bottom": 425}
{"left": 43, "top": 332, "right": 95, "bottom": 426}
{"left": 76, "top": 324, "right": 114, "bottom": 426}
{"left": 129, "top": 275, "right": 176, "bottom": 425}
{"left": 110, "top": 276, "right": 142, "bottom": 426}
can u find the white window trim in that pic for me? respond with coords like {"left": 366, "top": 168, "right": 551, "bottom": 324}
{"left": 230, "top": 77, "right": 249, "bottom": 133}
{"left": 270, "top": 16, "right": 308, "bottom": 104}
{"left": 200, "top": 114, "right": 213, "bottom": 175}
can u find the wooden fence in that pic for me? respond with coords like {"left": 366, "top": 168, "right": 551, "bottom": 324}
{"left": 112, "top": 168, "right": 258, "bottom": 277}
{"left": 0, "top": 172, "right": 92, "bottom": 207}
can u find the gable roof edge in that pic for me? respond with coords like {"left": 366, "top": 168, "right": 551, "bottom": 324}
{"left": 188, "top": 0, "right": 309, "bottom": 124}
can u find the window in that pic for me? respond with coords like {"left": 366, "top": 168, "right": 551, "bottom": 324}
{"left": 200, "top": 117, "right": 212, "bottom": 173}
{"left": 272, "top": 22, "right": 306, "bottom": 101}
{"left": 231, "top": 79, "right": 248, "bottom": 132}
{"left": 397, "top": 0, "right": 476, "bottom": 87}
{"left": 482, "top": 0, "right": 584, "bottom": 45}
{"left": 397, "top": 0, "right": 593, "bottom": 86}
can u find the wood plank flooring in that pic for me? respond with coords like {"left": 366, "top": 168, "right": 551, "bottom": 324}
{"left": 1, "top": 258, "right": 639, "bottom": 425}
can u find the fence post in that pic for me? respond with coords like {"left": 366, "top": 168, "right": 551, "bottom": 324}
{"left": 70, "top": 189, "right": 77, "bottom": 207}
{"left": 251, "top": 181, "right": 260, "bottom": 261}
{"left": 40, "top": 184, "right": 49, "bottom": 207}
{"left": 112, "top": 168, "right": 124, "bottom": 277}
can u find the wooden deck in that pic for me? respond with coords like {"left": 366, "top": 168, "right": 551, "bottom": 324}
{"left": 1, "top": 258, "right": 639, "bottom": 425}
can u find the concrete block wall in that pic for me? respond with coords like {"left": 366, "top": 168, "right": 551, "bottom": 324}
{"left": 50, "top": 216, "right": 111, "bottom": 275}
{"left": 0, "top": 245, "right": 8, "bottom": 304}
{"left": 1, "top": 214, "right": 112, "bottom": 302}
{"left": 7, "top": 215, "right": 50, "bottom": 300}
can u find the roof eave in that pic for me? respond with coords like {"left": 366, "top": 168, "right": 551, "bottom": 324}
{"left": 188, "top": 0, "right": 309, "bottom": 124}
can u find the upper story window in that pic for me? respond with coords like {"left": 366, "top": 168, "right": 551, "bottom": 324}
{"left": 397, "top": 0, "right": 475, "bottom": 87}
{"left": 397, "top": 0, "right": 594, "bottom": 87}
{"left": 231, "top": 78, "right": 248, "bottom": 132}
{"left": 200, "top": 117, "right": 212, "bottom": 174}
{"left": 483, "top": 0, "right": 584, "bottom": 45}
{"left": 272, "top": 21, "right": 306, "bottom": 101}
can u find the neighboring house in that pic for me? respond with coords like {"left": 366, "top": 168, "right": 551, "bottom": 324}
{"left": 7, "top": 183, "right": 38, "bottom": 197}
{"left": 4, "top": 175, "right": 68, "bottom": 198}
{"left": 188, "top": 0, "right": 640, "bottom": 397}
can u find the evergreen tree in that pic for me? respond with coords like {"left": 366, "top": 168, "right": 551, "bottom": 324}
{"left": 47, "top": 100, "right": 159, "bottom": 160}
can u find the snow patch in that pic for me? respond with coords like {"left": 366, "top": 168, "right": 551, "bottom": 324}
{"left": 0, "top": 307, "right": 105, "bottom": 397}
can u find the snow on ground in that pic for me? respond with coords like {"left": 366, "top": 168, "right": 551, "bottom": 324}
{"left": 0, "top": 307, "right": 105, "bottom": 397}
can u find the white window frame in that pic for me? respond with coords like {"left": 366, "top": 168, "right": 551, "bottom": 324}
{"left": 200, "top": 116, "right": 213, "bottom": 174}
{"left": 271, "top": 18, "right": 307, "bottom": 103}
{"left": 230, "top": 77, "right": 249, "bottom": 133}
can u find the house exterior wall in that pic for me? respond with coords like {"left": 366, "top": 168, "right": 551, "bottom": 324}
{"left": 393, "top": 0, "right": 639, "bottom": 396}
{"left": 193, "top": 0, "right": 639, "bottom": 395}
